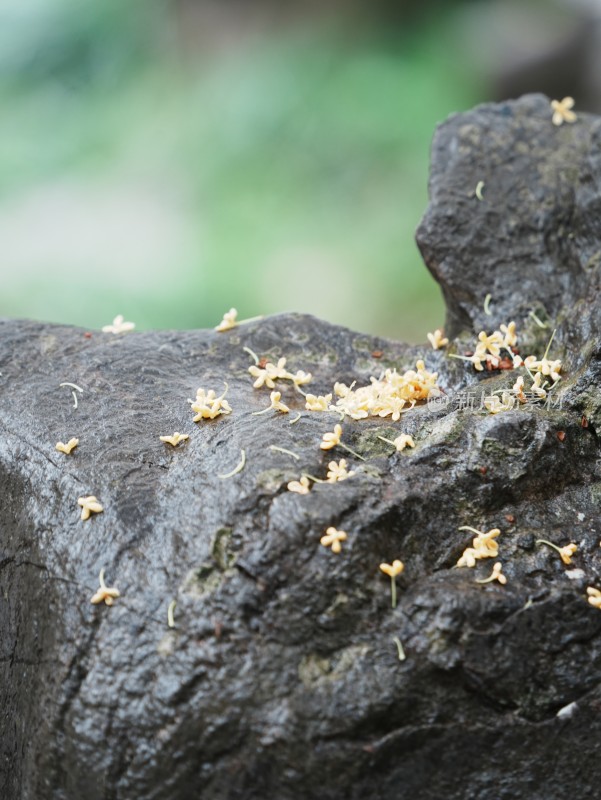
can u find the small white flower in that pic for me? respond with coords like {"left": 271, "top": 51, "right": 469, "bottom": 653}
{"left": 320, "top": 424, "right": 342, "bottom": 450}
{"left": 56, "top": 437, "right": 79, "bottom": 455}
{"left": 102, "top": 315, "right": 135, "bottom": 335}
{"left": 160, "top": 432, "right": 189, "bottom": 447}
{"left": 551, "top": 97, "right": 577, "bottom": 126}
{"left": 320, "top": 527, "right": 348, "bottom": 554}
{"left": 393, "top": 434, "right": 415, "bottom": 451}
{"left": 288, "top": 476, "right": 311, "bottom": 495}
{"left": 476, "top": 562, "right": 507, "bottom": 585}
{"left": 427, "top": 328, "right": 449, "bottom": 350}
{"left": 78, "top": 496, "right": 104, "bottom": 521}
{"left": 326, "top": 459, "right": 355, "bottom": 483}
{"left": 292, "top": 370, "right": 313, "bottom": 386}
{"left": 90, "top": 569, "right": 120, "bottom": 606}
{"left": 215, "top": 308, "right": 238, "bottom": 332}
{"left": 305, "top": 393, "right": 332, "bottom": 411}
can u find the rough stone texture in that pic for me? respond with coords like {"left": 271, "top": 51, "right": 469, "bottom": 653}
{"left": 2, "top": 93, "right": 601, "bottom": 799}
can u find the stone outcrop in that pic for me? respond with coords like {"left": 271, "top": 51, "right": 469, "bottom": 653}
{"left": 2, "top": 94, "right": 601, "bottom": 799}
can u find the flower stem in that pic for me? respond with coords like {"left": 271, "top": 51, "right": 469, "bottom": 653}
{"left": 339, "top": 442, "right": 366, "bottom": 461}
{"left": 390, "top": 576, "right": 397, "bottom": 609}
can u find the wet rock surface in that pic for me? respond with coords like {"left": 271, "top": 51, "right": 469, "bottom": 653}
{"left": 2, "top": 93, "right": 601, "bottom": 799}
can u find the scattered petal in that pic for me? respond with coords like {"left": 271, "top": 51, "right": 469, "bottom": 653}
{"left": 56, "top": 437, "right": 79, "bottom": 455}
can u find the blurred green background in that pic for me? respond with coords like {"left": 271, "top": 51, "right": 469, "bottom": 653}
{"left": 1, "top": 0, "right": 598, "bottom": 340}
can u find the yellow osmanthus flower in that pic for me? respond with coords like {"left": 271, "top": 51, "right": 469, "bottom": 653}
{"left": 476, "top": 562, "right": 506, "bottom": 585}
{"left": 451, "top": 322, "right": 518, "bottom": 371}
{"left": 248, "top": 357, "right": 292, "bottom": 389}
{"left": 500, "top": 322, "right": 517, "bottom": 348}
{"left": 90, "top": 568, "right": 120, "bottom": 606}
{"left": 332, "top": 360, "right": 438, "bottom": 421}
{"left": 190, "top": 385, "right": 232, "bottom": 421}
{"left": 160, "top": 432, "right": 189, "bottom": 447}
{"left": 427, "top": 328, "right": 449, "bottom": 350}
{"left": 380, "top": 560, "right": 404, "bottom": 608}
{"left": 320, "top": 527, "right": 347, "bottom": 554}
{"left": 512, "top": 375, "right": 526, "bottom": 403}
{"left": 477, "top": 330, "right": 504, "bottom": 358}
{"left": 334, "top": 382, "right": 352, "bottom": 398}
{"left": 56, "top": 437, "right": 79, "bottom": 455}
{"left": 320, "top": 424, "right": 342, "bottom": 450}
{"left": 530, "top": 372, "right": 548, "bottom": 399}
{"left": 326, "top": 459, "right": 355, "bottom": 483}
{"left": 216, "top": 308, "right": 263, "bottom": 331}
{"left": 254, "top": 390, "right": 290, "bottom": 415}
{"left": 78, "top": 495, "right": 104, "bottom": 521}
{"left": 393, "top": 434, "right": 415, "bottom": 451}
{"left": 215, "top": 307, "right": 238, "bottom": 332}
{"left": 102, "top": 315, "right": 135, "bottom": 334}
{"left": 524, "top": 355, "right": 562, "bottom": 383}
{"left": 457, "top": 527, "right": 500, "bottom": 568}
{"left": 551, "top": 97, "right": 577, "bottom": 126}
{"left": 587, "top": 587, "right": 601, "bottom": 609}
{"left": 288, "top": 476, "right": 311, "bottom": 495}
{"left": 536, "top": 539, "right": 578, "bottom": 565}
{"left": 305, "top": 393, "right": 332, "bottom": 411}
{"left": 484, "top": 392, "right": 515, "bottom": 414}
{"left": 292, "top": 370, "right": 313, "bottom": 387}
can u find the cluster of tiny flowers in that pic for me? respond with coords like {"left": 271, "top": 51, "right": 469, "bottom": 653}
{"left": 523, "top": 355, "right": 562, "bottom": 384}
{"left": 249, "top": 357, "right": 312, "bottom": 390}
{"left": 457, "top": 527, "right": 501, "bottom": 568}
{"left": 466, "top": 322, "right": 517, "bottom": 371}
{"left": 190, "top": 386, "right": 232, "bottom": 421}
{"left": 331, "top": 360, "right": 439, "bottom": 421}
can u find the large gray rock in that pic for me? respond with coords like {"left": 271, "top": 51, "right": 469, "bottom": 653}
{"left": 2, "top": 93, "right": 601, "bottom": 799}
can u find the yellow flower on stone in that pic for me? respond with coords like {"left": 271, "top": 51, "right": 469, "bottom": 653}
{"left": 379, "top": 560, "right": 404, "bottom": 578}
{"left": 320, "top": 424, "right": 342, "bottom": 450}
{"left": 78, "top": 495, "right": 104, "bottom": 521}
{"left": 90, "top": 568, "right": 120, "bottom": 606}
{"left": 393, "top": 434, "right": 415, "bottom": 451}
{"left": 524, "top": 355, "right": 562, "bottom": 383}
{"left": 551, "top": 97, "right": 577, "bottom": 126}
{"left": 512, "top": 375, "right": 526, "bottom": 402}
{"left": 215, "top": 307, "right": 238, "bottom": 332}
{"left": 334, "top": 382, "right": 351, "bottom": 398}
{"left": 292, "top": 370, "right": 313, "bottom": 386}
{"left": 269, "top": 391, "right": 290, "bottom": 413}
{"left": 326, "top": 459, "right": 355, "bottom": 483}
{"left": 476, "top": 562, "right": 507, "bottom": 585}
{"left": 500, "top": 321, "right": 518, "bottom": 348}
{"left": 305, "top": 393, "right": 332, "bottom": 411}
{"left": 457, "top": 527, "right": 500, "bottom": 568}
{"left": 56, "top": 437, "right": 79, "bottom": 455}
{"left": 536, "top": 539, "right": 578, "bottom": 565}
{"left": 102, "top": 315, "right": 135, "bottom": 334}
{"left": 160, "top": 432, "right": 189, "bottom": 447}
{"left": 288, "top": 476, "right": 311, "bottom": 495}
{"left": 248, "top": 357, "right": 291, "bottom": 389}
{"left": 320, "top": 527, "right": 348, "bottom": 554}
{"left": 379, "top": 559, "right": 404, "bottom": 608}
{"left": 190, "top": 385, "right": 232, "bottom": 421}
{"left": 477, "top": 330, "right": 504, "bottom": 358}
{"left": 587, "top": 587, "right": 601, "bottom": 609}
{"left": 484, "top": 392, "right": 515, "bottom": 414}
{"left": 427, "top": 328, "right": 449, "bottom": 350}
{"left": 254, "top": 391, "right": 290, "bottom": 415}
